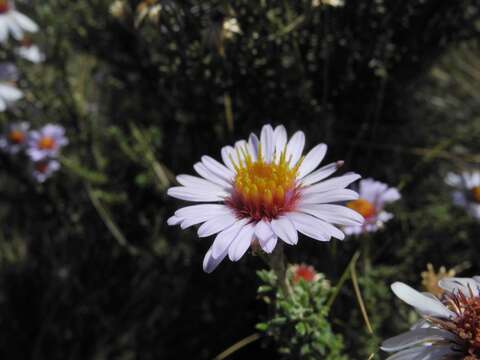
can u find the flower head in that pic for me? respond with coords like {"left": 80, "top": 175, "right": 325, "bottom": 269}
{"left": 0, "top": 121, "right": 29, "bottom": 154}
{"left": 446, "top": 171, "right": 480, "bottom": 220}
{"left": 382, "top": 277, "right": 480, "bottom": 359}
{"left": 312, "top": 0, "right": 345, "bottom": 7}
{"left": 290, "top": 264, "right": 321, "bottom": 283}
{"left": 27, "top": 124, "right": 68, "bottom": 161}
{"left": 16, "top": 37, "right": 45, "bottom": 63}
{"left": 31, "top": 158, "right": 60, "bottom": 183}
{"left": 0, "top": 1, "right": 38, "bottom": 43}
{"left": 343, "top": 178, "right": 400, "bottom": 235}
{"left": 223, "top": 18, "right": 241, "bottom": 39}
{"left": 167, "top": 124, "right": 362, "bottom": 272}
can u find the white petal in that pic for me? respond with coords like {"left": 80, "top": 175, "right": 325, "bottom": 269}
{"left": 0, "top": 19, "right": 8, "bottom": 43}
{"left": 273, "top": 125, "right": 287, "bottom": 160}
{"left": 175, "top": 204, "right": 228, "bottom": 229}
{"left": 167, "top": 186, "right": 228, "bottom": 202}
{"left": 287, "top": 212, "right": 329, "bottom": 241}
{"left": 167, "top": 215, "right": 182, "bottom": 225}
{"left": 391, "top": 282, "right": 455, "bottom": 319}
{"left": 286, "top": 131, "right": 305, "bottom": 167}
{"left": 302, "top": 173, "right": 361, "bottom": 195}
{"left": 445, "top": 172, "right": 462, "bottom": 187}
{"left": 197, "top": 212, "right": 238, "bottom": 238}
{"left": 385, "top": 345, "right": 454, "bottom": 360}
{"left": 254, "top": 220, "right": 274, "bottom": 242}
{"left": 298, "top": 204, "right": 364, "bottom": 226}
{"left": 6, "top": 17, "right": 23, "bottom": 40}
{"left": 12, "top": 11, "right": 39, "bottom": 33}
{"left": 201, "top": 155, "right": 235, "bottom": 181}
{"left": 0, "top": 97, "right": 6, "bottom": 111}
{"left": 270, "top": 217, "right": 298, "bottom": 245}
{"left": 228, "top": 223, "right": 255, "bottom": 261}
{"left": 193, "top": 162, "right": 232, "bottom": 189}
{"left": 212, "top": 219, "right": 249, "bottom": 259}
{"left": 0, "top": 83, "right": 23, "bottom": 102}
{"left": 300, "top": 189, "right": 359, "bottom": 205}
{"left": 260, "top": 235, "right": 277, "bottom": 253}
{"left": 203, "top": 246, "right": 227, "bottom": 273}
{"left": 221, "top": 145, "right": 236, "bottom": 171}
{"left": 248, "top": 134, "right": 260, "bottom": 160}
{"left": 381, "top": 188, "right": 401, "bottom": 203}
{"left": 176, "top": 174, "right": 227, "bottom": 191}
{"left": 438, "top": 277, "right": 480, "bottom": 297}
{"left": 381, "top": 328, "right": 458, "bottom": 352}
{"left": 300, "top": 161, "right": 344, "bottom": 186}
{"left": 297, "top": 144, "right": 327, "bottom": 178}
{"left": 289, "top": 212, "right": 344, "bottom": 240}
{"left": 260, "top": 124, "right": 274, "bottom": 163}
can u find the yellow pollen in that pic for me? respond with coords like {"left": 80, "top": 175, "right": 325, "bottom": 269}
{"left": 472, "top": 186, "right": 480, "bottom": 203}
{"left": 227, "top": 145, "right": 303, "bottom": 220}
{"left": 8, "top": 130, "right": 25, "bottom": 144}
{"left": 347, "top": 198, "right": 376, "bottom": 219}
{"left": 38, "top": 136, "right": 56, "bottom": 150}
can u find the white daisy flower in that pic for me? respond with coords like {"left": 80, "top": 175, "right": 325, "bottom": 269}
{"left": 167, "top": 124, "right": 363, "bottom": 273}
{"left": 0, "top": 0, "right": 39, "bottom": 43}
{"left": 382, "top": 277, "right": 480, "bottom": 359}
{"left": 223, "top": 18, "right": 241, "bottom": 39}
{"left": 0, "top": 82, "right": 22, "bottom": 111}
{"left": 343, "top": 178, "right": 400, "bottom": 235}
{"left": 31, "top": 158, "right": 60, "bottom": 183}
{"left": 446, "top": 171, "right": 480, "bottom": 220}
{"left": 15, "top": 37, "right": 45, "bottom": 63}
{"left": 0, "top": 121, "right": 29, "bottom": 154}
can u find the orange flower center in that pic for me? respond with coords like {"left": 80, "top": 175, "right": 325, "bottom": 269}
{"left": 8, "top": 130, "right": 25, "bottom": 144}
{"left": 347, "top": 198, "right": 376, "bottom": 219}
{"left": 37, "top": 136, "right": 56, "bottom": 150}
{"left": 472, "top": 187, "right": 480, "bottom": 203}
{"left": 0, "top": 0, "right": 9, "bottom": 14}
{"left": 226, "top": 146, "right": 301, "bottom": 221}
{"left": 34, "top": 162, "right": 49, "bottom": 174}
{"left": 293, "top": 265, "right": 316, "bottom": 283}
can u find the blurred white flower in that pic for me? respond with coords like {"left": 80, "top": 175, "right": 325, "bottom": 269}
{"left": 382, "top": 277, "right": 480, "bottom": 359}
{"left": 27, "top": 124, "right": 68, "bottom": 161}
{"left": 0, "top": 0, "right": 38, "bottom": 43}
{"left": 0, "top": 121, "right": 29, "bottom": 154}
{"left": 343, "top": 178, "right": 400, "bottom": 235}
{"left": 0, "top": 83, "right": 22, "bottom": 111}
{"left": 445, "top": 171, "right": 480, "bottom": 220}
{"left": 312, "top": 0, "right": 345, "bottom": 7}
{"left": 31, "top": 158, "right": 60, "bottom": 183}
{"left": 223, "top": 18, "right": 241, "bottom": 40}
{"left": 15, "top": 37, "right": 45, "bottom": 63}
{"left": 167, "top": 124, "right": 362, "bottom": 273}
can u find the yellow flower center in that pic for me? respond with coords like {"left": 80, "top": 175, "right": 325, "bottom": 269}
{"left": 472, "top": 186, "right": 480, "bottom": 203}
{"left": 347, "top": 198, "right": 376, "bottom": 219}
{"left": 227, "top": 146, "right": 301, "bottom": 220}
{"left": 8, "top": 130, "right": 25, "bottom": 144}
{"left": 38, "top": 136, "right": 56, "bottom": 150}
{"left": 0, "top": 0, "right": 9, "bottom": 13}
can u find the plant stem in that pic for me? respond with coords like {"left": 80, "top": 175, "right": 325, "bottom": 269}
{"left": 268, "top": 243, "right": 293, "bottom": 297}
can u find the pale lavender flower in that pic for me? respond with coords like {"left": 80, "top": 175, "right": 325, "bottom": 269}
{"left": 445, "top": 171, "right": 480, "bottom": 220}
{"left": 0, "top": 121, "right": 28, "bottom": 154}
{"left": 167, "top": 124, "right": 363, "bottom": 273}
{"left": 27, "top": 124, "right": 68, "bottom": 161}
{"left": 343, "top": 178, "right": 400, "bottom": 235}
{"left": 0, "top": 0, "right": 38, "bottom": 43}
{"left": 31, "top": 158, "right": 60, "bottom": 183}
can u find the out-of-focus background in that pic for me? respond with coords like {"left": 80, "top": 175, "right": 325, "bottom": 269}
{"left": 1, "top": 0, "right": 480, "bottom": 358}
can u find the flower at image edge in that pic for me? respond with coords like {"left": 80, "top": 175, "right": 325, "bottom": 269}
{"left": 167, "top": 124, "right": 363, "bottom": 273}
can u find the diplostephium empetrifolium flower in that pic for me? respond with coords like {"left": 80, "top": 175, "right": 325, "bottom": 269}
{"left": 0, "top": 0, "right": 38, "bottom": 43}
{"left": 382, "top": 277, "right": 480, "bottom": 359}
{"left": 167, "top": 124, "right": 363, "bottom": 273}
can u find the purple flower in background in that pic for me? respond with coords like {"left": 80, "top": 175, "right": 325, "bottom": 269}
{"left": 343, "top": 178, "right": 400, "bottom": 236}
{"left": 27, "top": 124, "right": 68, "bottom": 161}
{"left": 0, "top": 121, "right": 29, "bottom": 154}
{"left": 0, "top": 0, "right": 38, "bottom": 43}
{"left": 31, "top": 158, "right": 60, "bottom": 183}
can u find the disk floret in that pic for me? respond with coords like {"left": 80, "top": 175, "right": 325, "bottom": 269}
{"left": 228, "top": 145, "right": 301, "bottom": 221}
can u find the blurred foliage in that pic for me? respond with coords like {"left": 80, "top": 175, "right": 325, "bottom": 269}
{"left": 0, "top": 0, "right": 479, "bottom": 359}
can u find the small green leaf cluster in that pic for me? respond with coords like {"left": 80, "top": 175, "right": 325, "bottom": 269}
{"left": 256, "top": 269, "right": 347, "bottom": 360}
